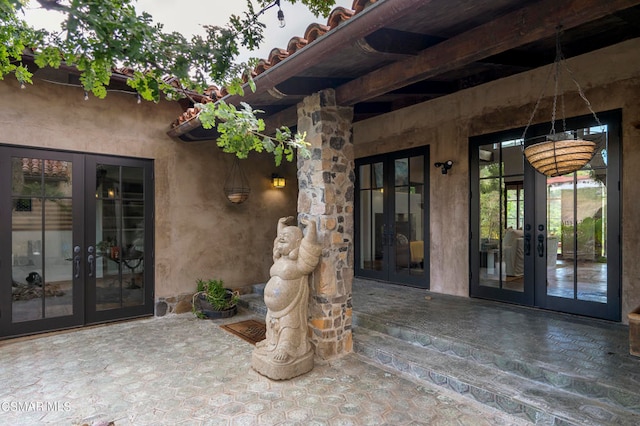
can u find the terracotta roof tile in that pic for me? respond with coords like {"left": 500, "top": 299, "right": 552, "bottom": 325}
{"left": 286, "top": 37, "right": 308, "bottom": 54}
{"left": 304, "top": 22, "right": 331, "bottom": 44}
{"left": 327, "top": 7, "right": 355, "bottom": 29}
{"left": 170, "top": 0, "right": 375, "bottom": 130}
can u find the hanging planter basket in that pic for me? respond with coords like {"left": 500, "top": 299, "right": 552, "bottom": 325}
{"left": 224, "top": 157, "right": 250, "bottom": 204}
{"left": 521, "top": 26, "right": 602, "bottom": 177}
{"left": 523, "top": 139, "right": 596, "bottom": 177}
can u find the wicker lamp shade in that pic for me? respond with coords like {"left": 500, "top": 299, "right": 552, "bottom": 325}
{"left": 523, "top": 139, "right": 596, "bottom": 177}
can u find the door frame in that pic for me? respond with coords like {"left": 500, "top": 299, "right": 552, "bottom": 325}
{"left": 469, "top": 110, "right": 621, "bottom": 321}
{"left": 84, "top": 154, "right": 155, "bottom": 324}
{"left": 0, "top": 145, "right": 85, "bottom": 337}
{"left": 0, "top": 145, "right": 155, "bottom": 339}
{"left": 355, "top": 146, "right": 430, "bottom": 288}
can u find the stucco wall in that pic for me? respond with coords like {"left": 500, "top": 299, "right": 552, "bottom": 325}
{"left": 352, "top": 38, "right": 640, "bottom": 322}
{"left": 0, "top": 77, "right": 297, "bottom": 300}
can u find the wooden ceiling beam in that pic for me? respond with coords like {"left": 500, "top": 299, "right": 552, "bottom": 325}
{"left": 336, "top": 0, "right": 640, "bottom": 106}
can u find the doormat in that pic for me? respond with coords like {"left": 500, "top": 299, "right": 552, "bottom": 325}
{"left": 220, "top": 319, "right": 266, "bottom": 345}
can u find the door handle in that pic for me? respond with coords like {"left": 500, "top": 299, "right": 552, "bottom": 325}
{"left": 524, "top": 233, "right": 531, "bottom": 256}
{"left": 73, "top": 245, "right": 81, "bottom": 278}
{"left": 87, "top": 245, "right": 95, "bottom": 277}
{"left": 537, "top": 234, "right": 545, "bottom": 258}
{"left": 74, "top": 256, "right": 81, "bottom": 278}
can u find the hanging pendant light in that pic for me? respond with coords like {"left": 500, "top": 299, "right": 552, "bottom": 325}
{"left": 224, "top": 157, "right": 250, "bottom": 204}
{"left": 522, "top": 26, "right": 600, "bottom": 177}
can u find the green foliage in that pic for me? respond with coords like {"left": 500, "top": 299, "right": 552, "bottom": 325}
{"left": 1, "top": 0, "right": 332, "bottom": 163}
{"left": 195, "top": 278, "right": 239, "bottom": 312}
{"left": 198, "top": 100, "right": 311, "bottom": 166}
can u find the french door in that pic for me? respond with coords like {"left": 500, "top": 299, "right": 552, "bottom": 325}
{"left": 355, "top": 147, "right": 429, "bottom": 288}
{"left": 470, "top": 110, "right": 620, "bottom": 321}
{"left": 0, "top": 146, "right": 154, "bottom": 338}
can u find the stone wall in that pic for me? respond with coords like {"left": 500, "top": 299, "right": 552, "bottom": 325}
{"left": 352, "top": 38, "right": 640, "bottom": 323}
{"left": 297, "top": 90, "right": 355, "bottom": 358}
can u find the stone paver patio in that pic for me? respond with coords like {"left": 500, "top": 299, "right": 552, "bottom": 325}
{"left": 0, "top": 310, "right": 528, "bottom": 425}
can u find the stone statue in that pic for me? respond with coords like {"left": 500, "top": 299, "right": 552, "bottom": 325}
{"left": 252, "top": 216, "right": 322, "bottom": 380}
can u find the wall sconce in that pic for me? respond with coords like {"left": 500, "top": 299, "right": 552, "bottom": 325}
{"left": 272, "top": 174, "right": 286, "bottom": 189}
{"left": 434, "top": 160, "right": 453, "bottom": 174}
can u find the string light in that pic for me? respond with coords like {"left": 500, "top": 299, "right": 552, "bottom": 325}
{"left": 84, "top": 91, "right": 89, "bottom": 101}
{"left": 19, "top": 80, "right": 26, "bottom": 89}
{"left": 137, "top": 93, "right": 142, "bottom": 104}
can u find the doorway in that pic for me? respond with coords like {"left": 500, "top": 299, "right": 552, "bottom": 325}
{"left": 355, "top": 147, "right": 429, "bottom": 287}
{"left": 470, "top": 110, "right": 620, "bottom": 321}
{"left": 0, "top": 146, "right": 154, "bottom": 338}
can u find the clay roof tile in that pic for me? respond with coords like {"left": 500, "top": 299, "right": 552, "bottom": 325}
{"left": 327, "top": 7, "right": 355, "bottom": 29}
{"left": 286, "top": 36, "right": 308, "bottom": 54}
{"left": 304, "top": 22, "right": 331, "bottom": 44}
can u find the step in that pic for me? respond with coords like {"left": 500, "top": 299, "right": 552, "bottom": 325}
{"left": 353, "top": 311, "right": 640, "bottom": 416}
{"left": 238, "top": 292, "right": 267, "bottom": 316}
{"left": 354, "top": 326, "right": 639, "bottom": 425}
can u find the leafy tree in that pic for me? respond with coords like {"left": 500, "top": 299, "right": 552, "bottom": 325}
{"left": 1, "top": 0, "right": 337, "bottom": 163}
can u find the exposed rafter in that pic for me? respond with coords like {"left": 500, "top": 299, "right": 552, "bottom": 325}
{"left": 335, "top": 0, "right": 640, "bottom": 106}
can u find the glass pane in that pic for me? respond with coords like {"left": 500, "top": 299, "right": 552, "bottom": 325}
{"left": 393, "top": 155, "right": 425, "bottom": 276}
{"left": 409, "top": 156, "right": 424, "bottom": 275}
{"left": 359, "top": 164, "right": 371, "bottom": 189}
{"left": 371, "top": 190, "right": 384, "bottom": 271}
{"left": 548, "top": 126, "right": 608, "bottom": 303}
{"left": 12, "top": 196, "right": 43, "bottom": 322}
{"left": 122, "top": 166, "right": 144, "bottom": 199}
{"left": 11, "top": 156, "right": 74, "bottom": 323}
{"left": 479, "top": 142, "right": 524, "bottom": 292}
{"left": 373, "top": 162, "right": 383, "bottom": 189}
{"left": 359, "top": 190, "right": 373, "bottom": 269}
{"left": 44, "top": 198, "right": 73, "bottom": 318}
{"left": 395, "top": 186, "right": 411, "bottom": 272}
{"left": 13, "top": 158, "right": 42, "bottom": 196}
{"left": 95, "top": 166, "right": 146, "bottom": 309}
{"left": 394, "top": 159, "right": 408, "bottom": 186}
{"left": 96, "top": 164, "right": 120, "bottom": 199}
{"left": 96, "top": 198, "right": 122, "bottom": 311}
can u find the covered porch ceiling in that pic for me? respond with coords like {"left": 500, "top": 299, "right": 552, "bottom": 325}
{"left": 168, "top": 0, "right": 640, "bottom": 142}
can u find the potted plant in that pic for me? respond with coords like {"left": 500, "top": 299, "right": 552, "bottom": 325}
{"left": 192, "top": 278, "right": 239, "bottom": 319}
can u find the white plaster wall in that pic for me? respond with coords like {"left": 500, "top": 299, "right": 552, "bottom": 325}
{"left": 0, "top": 77, "right": 298, "bottom": 299}
{"left": 353, "top": 38, "right": 640, "bottom": 322}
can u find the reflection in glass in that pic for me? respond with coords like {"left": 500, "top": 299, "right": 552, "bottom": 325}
{"left": 11, "top": 157, "right": 73, "bottom": 322}
{"left": 478, "top": 142, "right": 524, "bottom": 292}
{"left": 95, "top": 165, "right": 145, "bottom": 310}
{"left": 394, "top": 155, "right": 424, "bottom": 276}
{"left": 358, "top": 162, "right": 384, "bottom": 271}
{"left": 546, "top": 125, "right": 608, "bottom": 303}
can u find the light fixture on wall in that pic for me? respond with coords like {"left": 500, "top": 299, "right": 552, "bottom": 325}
{"left": 434, "top": 160, "right": 453, "bottom": 174}
{"left": 271, "top": 174, "right": 286, "bottom": 188}
{"left": 521, "top": 26, "right": 599, "bottom": 177}
{"left": 224, "top": 157, "right": 250, "bottom": 204}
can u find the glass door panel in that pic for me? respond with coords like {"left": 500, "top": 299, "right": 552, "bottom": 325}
{"left": 2, "top": 150, "right": 83, "bottom": 338}
{"left": 474, "top": 139, "right": 528, "bottom": 301}
{"left": 545, "top": 125, "right": 608, "bottom": 304}
{"left": 1, "top": 147, "right": 154, "bottom": 338}
{"left": 472, "top": 110, "right": 620, "bottom": 321}
{"left": 86, "top": 156, "right": 153, "bottom": 324}
{"left": 357, "top": 162, "right": 385, "bottom": 274}
{"left": 393, "top": 156, "right": 425, "bottom": 278}
{"left": 356, "top": 148, "right": 429, "bottom": 288}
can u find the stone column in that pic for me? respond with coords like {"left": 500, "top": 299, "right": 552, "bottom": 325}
{"left": 297, "top": 89, "right": 354, "bottom": 359}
